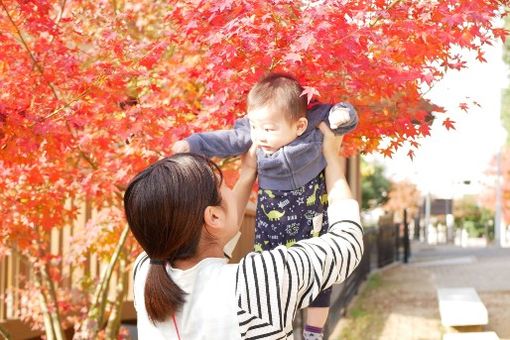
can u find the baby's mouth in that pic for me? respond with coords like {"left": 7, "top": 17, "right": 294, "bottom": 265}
{"left": 260, "top": 145, "right": 274, "bottom": 152}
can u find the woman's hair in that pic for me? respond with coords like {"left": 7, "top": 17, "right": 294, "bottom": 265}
{"left": 124, "top": 153, "right": 222, "bottom": 323}
{"left": 247, "top": 72, "right": 307, "bottom": 121}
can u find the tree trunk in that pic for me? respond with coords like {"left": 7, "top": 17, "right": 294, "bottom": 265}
{"left": 40, "top": 263, "right": 65, "bottom": 340}
{"left": 77, "top": 224, "right": 129, "bottom": 338}
{"left": 0, "top": 325, "right": 11, "bottom": 339}
{"left": 104, "top": 255, "right": 129, "bottom": 339}
{"left": 34, "top": 270, "right": 57, "bottom": 340}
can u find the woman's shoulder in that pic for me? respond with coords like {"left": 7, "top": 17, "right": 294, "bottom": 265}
{"left": 135, "top": 251, "right": 149, "bottom": 263}
{"left": 132, "top": 252, "right": 149, "bottom": 282}
{"left": 134, "top": 252, "right": 149, "bottom": 268}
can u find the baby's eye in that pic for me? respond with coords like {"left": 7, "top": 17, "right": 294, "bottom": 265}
{"left": 264, "top": 128, "right": 274, "bottom": 132}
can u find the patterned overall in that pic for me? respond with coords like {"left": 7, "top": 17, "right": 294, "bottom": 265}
{"left": 254, "top": 172, "right": 332, "bottom": 307}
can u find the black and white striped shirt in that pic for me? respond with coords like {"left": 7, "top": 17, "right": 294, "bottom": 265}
{"left": 235, "top": 199, "right": 363, "bottom": 339}
{"left": 133, "top": 199, "right": 363, "bottom": 339}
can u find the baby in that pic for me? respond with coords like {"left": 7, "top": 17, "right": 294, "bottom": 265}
{"left": 172, "top": 73, "right": 358, "bottom": 340}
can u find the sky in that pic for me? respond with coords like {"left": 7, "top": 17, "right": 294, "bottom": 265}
{"left": 366, "top": 41, "right": 509, "bottom": 199}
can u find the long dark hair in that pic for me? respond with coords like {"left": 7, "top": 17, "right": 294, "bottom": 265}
{"left": 124, "top": 154, "right": 222, "bottom": 323}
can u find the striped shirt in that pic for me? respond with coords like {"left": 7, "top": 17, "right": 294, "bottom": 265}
{"left": 133, "top": 199, "right": 363, "bottom": 339}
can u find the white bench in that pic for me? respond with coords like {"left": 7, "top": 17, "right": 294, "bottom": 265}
{"left": 443, "top": 332, "right": 499, "bottom": 340}
{"left": 437, "top": 287, "right": 488, "bottom": 327}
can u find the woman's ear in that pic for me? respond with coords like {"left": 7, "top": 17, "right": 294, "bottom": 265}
{"left": 296, "top": 117, "right": 308, "bottom": 136}
{"left": 203, "top": 205, "right": 225, "bottom": 232}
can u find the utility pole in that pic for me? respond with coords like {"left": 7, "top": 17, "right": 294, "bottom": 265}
{"left": 424, "top": 192, "right": 431, "bottom": 244}
{"left": 403, "top": 209, "right": 410, "bottom": 263}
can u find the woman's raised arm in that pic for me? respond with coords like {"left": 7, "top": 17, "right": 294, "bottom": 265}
{"left": 232, "top": 144, "right": 258, "bottom": 227}
{"left": 235, "top": 125, "right": 363, "bottom": 338}
{"left": 318, "top": 122, "right": 353, "bottom": 202}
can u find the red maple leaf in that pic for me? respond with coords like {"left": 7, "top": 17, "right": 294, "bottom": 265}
{"left": 381, "top": 147, "right": 393, "bottom": 158}
{"left": 300, "top": 86, "right": 320, "bottom": 105}
{"left": 442, "top": 118, "right": 456, "bottom": 130}
{"left": 418, "top": 124, "right": 431, "bottom": 137}
{"left": 407, "top": 149, "right": 415, "bottom": 160}
{"left": 1, "top": 0, "right": 508, "bottom": 337}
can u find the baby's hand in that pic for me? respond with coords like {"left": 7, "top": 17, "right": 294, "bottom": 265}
{"left": 328, "top": 106, "right": 352, "bottom": 129}
{"left": 171, "top": 140, "right": 190, "bottom": 154}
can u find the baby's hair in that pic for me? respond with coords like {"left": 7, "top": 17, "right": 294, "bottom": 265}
{"left": 247, "top": 73, "right": 307, "bottom": 121}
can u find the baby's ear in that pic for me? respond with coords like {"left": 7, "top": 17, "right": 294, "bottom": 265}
{"left": 296, "top": 117, "right": 308, "bottom": 136}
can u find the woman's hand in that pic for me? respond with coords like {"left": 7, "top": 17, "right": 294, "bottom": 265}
{"left": 239, "top": 142, "right": 258, "bottom": 175}
{"left": 234, "top": 144, "right": 258, "bottom": 226}
{"left": 318, "top": 122, "right": 343, "bottom": 160}
{"left": 318, "top": 122, "right": 352, "bottom": 201}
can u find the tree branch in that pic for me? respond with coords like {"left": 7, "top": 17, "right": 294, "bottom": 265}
{"left": 0, "top": 0, "right": 60, "bottom": 101}
{"left": 48, "top": 0, "right": 67, "bottom": 46}
{"left": 55, "top": 0, "right": 67, "bottom": 27}
{"left": 28, "top": 90, "right": 89, "bottom": 128}
{"left": 0, "top": 325, "right": 11, "bottom": 340}
{"left": 40, "top": 262, "right": 65, "bottom": 340}
{"left": 369, "top": 0, "right": 405, "bottom": 28}
{"left": 33, "top": 269, "right": 57, "bottom": 340}
{"left": 86, "top": 224, "right": 130, "bottom": 337}
{"left": 104, "top": 252, "right": 128, "bottom": 339}
{"left": 32, "top": 229, "right": 65, "bottom": 340}
{"left": 336, "top": 0, "right": 406, "bottom": 44}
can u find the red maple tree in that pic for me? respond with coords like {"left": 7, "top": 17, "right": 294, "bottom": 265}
{"left": 1, "top": 0, "right": 508, "bottom": 337}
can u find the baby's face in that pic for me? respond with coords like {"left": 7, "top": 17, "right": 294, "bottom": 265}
{"left": 247, "top": 106, "right": 301, "bottom": 154}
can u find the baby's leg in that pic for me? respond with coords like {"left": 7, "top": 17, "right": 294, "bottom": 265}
{"left": 253, "top": 189, "right": 286, "bottom": 252}
{"left": 306, "top": 308, "right": 329, "bottom": 328}
{"left": 303, "top": 173, "right": 331, "bottom": 339}
{"left": 304, "top": 288, "right": 332, "bottom": 340}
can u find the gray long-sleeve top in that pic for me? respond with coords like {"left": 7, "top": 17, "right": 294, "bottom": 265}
{"left": 186, "top": 102, "right": 358, "bottom": 190}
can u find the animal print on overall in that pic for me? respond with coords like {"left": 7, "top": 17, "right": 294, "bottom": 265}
{"left": 254, "top": 171, "right": 332, "bottom": 307}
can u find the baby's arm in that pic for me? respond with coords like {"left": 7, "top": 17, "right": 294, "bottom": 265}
{"left": 328, "top": 103, "right": 357, "bottom": 130}
{"left": 307, "top": 102, "right": 358, "bottom": 135}
{"left": 171, "top": 117, "right": 252, "bottom": 158}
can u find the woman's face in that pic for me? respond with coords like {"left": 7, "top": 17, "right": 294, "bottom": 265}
{"left": 217, "top": 181, "right": 240, "bottom": 243}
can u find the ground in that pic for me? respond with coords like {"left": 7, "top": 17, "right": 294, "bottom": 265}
{"left": 330, "top": 242, "right": 510, "bottom": 340}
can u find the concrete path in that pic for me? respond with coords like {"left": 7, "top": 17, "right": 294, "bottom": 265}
{"left": 410, "top": 242, "right": 510, "bottom": 292}
{"left": 330, "top": 241, "right": 510, "bottom": 340}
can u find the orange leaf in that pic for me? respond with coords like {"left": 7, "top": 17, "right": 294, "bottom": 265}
{"left": 442, "top": 118, "right": 456, "bottom": 130}
{"left": 407, "top": 149, "right": 415, "bottom": 160}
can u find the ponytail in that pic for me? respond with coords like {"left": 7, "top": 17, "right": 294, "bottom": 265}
{"left": 144, "top": 263, "right": 185, "bottom": 323}
{"left": 124, "top": 154, "right": 222, "bottom": 324}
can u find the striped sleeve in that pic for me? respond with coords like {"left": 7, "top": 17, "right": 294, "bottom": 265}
{"left": 235, "top": 199, "right": 363, "bottom": 338}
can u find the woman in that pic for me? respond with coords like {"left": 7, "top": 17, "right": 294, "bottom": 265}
{"left": 124, "top": 123, "right": 363, "bottom": 339}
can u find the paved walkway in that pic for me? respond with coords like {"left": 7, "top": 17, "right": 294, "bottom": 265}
{"left": 330, "top": 241, "right": 510, "bottom": 340}
{"left": 410, "top": 242, "right": 510, "bottom": 292}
